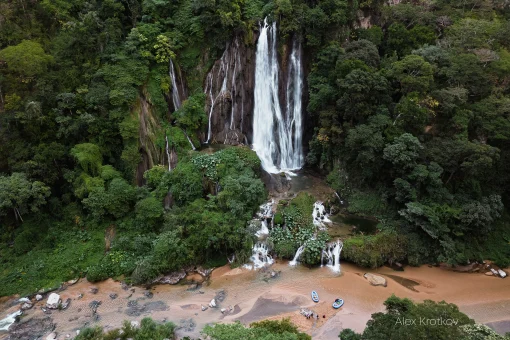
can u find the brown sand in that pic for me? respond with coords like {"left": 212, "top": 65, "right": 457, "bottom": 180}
{"left": 1, "top": 262, "right": 509, "bottom": 340}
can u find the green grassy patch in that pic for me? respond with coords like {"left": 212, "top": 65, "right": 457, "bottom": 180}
{"left": 0, "top": 224, "right": 104, "bottom": 296}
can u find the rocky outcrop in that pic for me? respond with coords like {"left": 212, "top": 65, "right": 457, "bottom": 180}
{"left": 261, "top": 171, "right": 292, "bottom": 194}
{"left": 364, "top": 273, "right": 387, "bottom": 287}
{"left": 153, "top": 270, "right": 186, "bottom": 285}
{"left": 135, "top": 93, "right": 166, "bottom": 186}
{"left": 204, "top": 35, "right": 257, "bottom": 145}
{"left": 8, "top": 317, "right": 55, "bottom": 340}
{"left": 46, "top": 293, "right": 60, "bottom": 309}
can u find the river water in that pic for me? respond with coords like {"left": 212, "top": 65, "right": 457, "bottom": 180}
{"left": 2, "top": 260, "right": 509, "bottom": 340}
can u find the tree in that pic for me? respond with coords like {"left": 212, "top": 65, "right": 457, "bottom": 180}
{"left": 218, "top": 174, "right": 265, "bottom": 219}
{"left": 337, "top": 69, "right": 390, "bottom": 122}
{"left": 343, "top": 39, "right": 380, "bottom": 68}
{"left": 71, "top": 143, "right": 103, "bottom": 176}
{"left": 0, "top": 40, "right": 54, "bottom": 78}
{"left": 173, "top": 93, "right": 207, "bottom": 131}
{"left": 203, "top": 319, "right": 311, "bottom": 340}
{"left": 0, "top": 172, "right": 50, "bottom": 222}
{"left": 342, "top": 295, "right": 475, "bottom": 340}
{"left": 82, "top": 178, "right": 136, "bottom": 220}
{"left": 383, "top": 133, "right": 423, "bottom": 171}
{"left": 391, "top": 55, "right": 434, "bottom": 94}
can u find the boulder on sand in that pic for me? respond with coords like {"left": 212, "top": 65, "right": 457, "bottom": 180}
{"left": 364, "top": 273, "right": 387, "bottom": 287}
{"left": 46, "top": 293, "right": 61, "bottom": 309}
{"left": 153, "top": 270, "right": 186, "bottom": 285}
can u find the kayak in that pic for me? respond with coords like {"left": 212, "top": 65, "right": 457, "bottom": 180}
{"left": 311, "top": 291, "right": 319, "bottom": 303}
{"left": 333, "top": 298, "right": 344, "bottom": 309}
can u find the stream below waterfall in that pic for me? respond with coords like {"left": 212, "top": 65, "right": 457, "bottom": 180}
{"left": 3, "top": 260, "right": 509, "bottom": 340}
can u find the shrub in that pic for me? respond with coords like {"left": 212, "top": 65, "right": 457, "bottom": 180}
{"left": 75, "top": 318, "right": 176, "bottom": 340}
{"left": 342, "top": 231, "right": 408, "bottom": 268}
{"left": 13, "top": 228, "right": 38, "bottom": 255}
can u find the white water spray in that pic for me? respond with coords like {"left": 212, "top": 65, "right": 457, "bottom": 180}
{"left": 169, "top": 59, "right": 181, "bottom": 110}
{"left": 255, "top": 220, "right": 270, "bottom": 239}
{"left": 0, "top": 310, "right": 22, "bottom": 331}
{"left": 245, "top": 200, "right": 275, "bottom": 270}
{"left": 313, "top": 201, "right": 331, "bottom": 230}
{"left": 289, "top": 245, "right": 305, "bottom": 266}
{"left": 252, "top": 18, "right": 304, "bottom": 173}
{"left": 323, "top": 240, "right": 343, "bottom": 273}
{"left": 246, "top": 242, "right": 274, "bottom": 270}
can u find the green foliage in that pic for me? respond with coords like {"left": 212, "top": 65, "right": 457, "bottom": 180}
{"left": 75, "top": 318, "right": 176, "bottom": 340}
{"left": 203, "top": 319, "right": 311, "bottom": 340}
{"left": 0, "top": 40, "right": 54, "bottom": 78}
{"left": 1, "top": 222, "right": 105, "bottom": 296}
{"left": 165, "top": 161, "right": 203, "bottom": 206}
{"left": 71, "top": 143, "right": 103, "bottom": 176}
{"left": 82, "top": 178, "right": 137, "bottom": 220}
{"left": 342, "top": 295, "right": 481, "bottom": 340}
{"left": 174, "top": 93, "right": 207, "bottom": 131}
{"left": 0, "top": 173, "right": 50, "bottom": 221}
{"left": 218, "top": 174, "right": 266, "bottom": 219}
{"left": 342, "top": 231, "right": 408, "bottom": 268}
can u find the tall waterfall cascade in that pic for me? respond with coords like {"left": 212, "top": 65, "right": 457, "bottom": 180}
{"left": 252, "top": 18, "right": 304, "bottom": 174}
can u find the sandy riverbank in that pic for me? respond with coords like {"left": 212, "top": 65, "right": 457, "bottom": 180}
{"left": 1, "top": 261, "right": 509, "bottom": 339}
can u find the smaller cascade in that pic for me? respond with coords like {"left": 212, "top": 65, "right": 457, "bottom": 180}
{"left": 313, "top": 201, "right": 331, "bottom": 230}
{"left": 323, "top": 239, "right": 343, "bottom": 273}
{"left": 169, "top": 59, "right": 182, "bottom": 110}
{"left": 247, "top": 242, "right": 274, "bottom": 270}
{"left": 182, "top": 129, "right": 197, "bottom": 151}
{"left": 0, "top": 310, "right": 22, "bottom": 331}
{"left": 334, "top": 192, "right": 344, "bottom": 205}
{"left": 165, "top": 136, "right": 172, "bottom": 171}
{"left": 258, "top": 200, "right": 275, "bottom": 220}
{"left": 169, "top": 59, "right": 196, "bottom": 151}
{"left": 289, "top": 245, "right": 305, "bottom": 266}
{"left": 245, "top": 200, "right": 275, "bottom": 269}
{"left": 255, "top": 220, "right": 269, "bottom": 239}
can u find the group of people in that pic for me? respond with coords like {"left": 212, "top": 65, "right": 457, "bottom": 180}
{"left": 300, "top": 309, "right": 326, "bottom": 320}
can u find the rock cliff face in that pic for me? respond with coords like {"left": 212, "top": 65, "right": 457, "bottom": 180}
{"left": 135, "top": 93, "right": 165, "bottom": 186}
{"left": 204, "top": 35, "right": 257, "bottom": 145}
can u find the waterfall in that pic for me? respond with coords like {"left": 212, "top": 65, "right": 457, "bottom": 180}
{"left": 168, "top": 58, "right": 196, "bottom": 152}
{"left": 313, "top": 201, "right": 331, "bottom": 230}
{"left": 0, "top": 310, "right": 22, "bottom": 331}
{"left": 245, "top": 200, "right": 275, "bottom": 270}
{"left": 255, "top": 220, "right": 269, "bottom": 239}
{"left": 252, "top": 18, "right": 304, "bottom": 173}
{"left": 169, "top": 59, "right": 181, "bottom": 110}
{"left": 247, "top": 242, "right": 274, "bottom": 270}
{"left": 182, "top": 129, "right": 196, "bottom": 151}
{"left": 334, "top": 192, "right": 344, "bottom": 205}
{"left": 286, "top": 39, "right": 304, "bottom": 169}
{"left": 205, "top": 43, "right": 233, "bottom": 143}
{"left": 165, "top": 136, "right": 172, "bottom": 171}
{"left": 289, "top": 245, "right": 305, "bottom": 266}
{"left": 323, "top": 240, "right": 343, "bottom": 273}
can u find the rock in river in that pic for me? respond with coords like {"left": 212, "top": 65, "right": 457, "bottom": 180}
{"left": 363, "top": 273, "right": 387, "bottom": 287}
{"left": 46, "top": 293, "right": 60, "bottom": 309}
